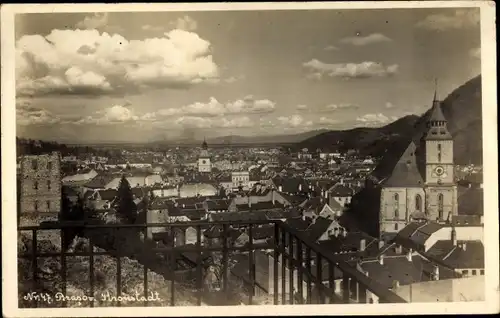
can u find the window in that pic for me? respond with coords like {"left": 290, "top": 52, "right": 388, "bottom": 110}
{"left": 438, "top": 194, "right": 444, "bottom": 219}
{"left": 46, "top": 201, "right": 51, "bottom": 211}
{"left": 437, "top": 144, "right": 442, "bottom": 162}
{"left": 415, "top": 194, "right": 422, "bottom": 211}
{"left": 33, "top": 181, "right": 38, "bottom": 190}
{"left": 47, "top": 161, "right": 52, "bottom": 170}
{"left": 462, "top": 270, "right": 468, "bottom": 275}
{"left": 394, "top": 193, "right": 399, "bottom": 203}
{"left": 480, "top": 270, "right": 485, "bottom": 275}
{"left": 395, "top": 209, "right": 399, "bottom": 219}
{"left": 394, "top": 223, "right": 399, "bottom": 231}
{"left": 47, "top": 180, "right": 51, "bottom": 190}
{"left": 472, "top": 270, "right": 477, "bottom": 276}
{"left": 34, "top": 201, "right": 38, "bottom": 212}
{"left": 32, "top": 159, "right": 38, "bottom": 170}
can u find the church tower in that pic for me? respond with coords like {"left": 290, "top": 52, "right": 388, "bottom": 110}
{"left": 198, "top": 138, "right": 212, "bottom": 173}
{"left": 423, "top": 90, "right": 458, "bottom": 222}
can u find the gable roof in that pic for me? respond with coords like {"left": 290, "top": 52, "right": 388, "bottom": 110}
{"left": 382, "top": 142, "right": 424, "bottom": 188}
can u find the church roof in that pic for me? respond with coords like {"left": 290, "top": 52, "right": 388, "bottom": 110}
{"left": 381, "top": 141, "right": 424, "bottom": 188}
{"left": 429, "top": 98, "right": 447, "bottom": 123}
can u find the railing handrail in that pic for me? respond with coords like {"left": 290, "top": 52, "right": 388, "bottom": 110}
{"left": 277, "top": 221, "right": 408, "bottom": 303}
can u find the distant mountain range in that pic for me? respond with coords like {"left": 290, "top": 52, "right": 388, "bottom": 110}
{"left": 296, "top": 75, "right": 482, "bottom": 165}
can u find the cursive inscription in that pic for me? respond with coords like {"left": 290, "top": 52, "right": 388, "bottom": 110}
{"left": 23, "top": 291, "right": 163, "bottom": 305}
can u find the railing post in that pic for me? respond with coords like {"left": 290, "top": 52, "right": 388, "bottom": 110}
{"left": 296, "top": 240, "right": 303, "bottom": 304}
{"left": 89, "top": 234, "right": 95, "bottom": 307}
{"left": 342, "top": 274, "right": 350, "bottom": 303}
{"left": 116, "top": 229, "right": 122, "bottom": 307}
{"left": 281, "top": 228, "right": 286, "bottom": 305}
{"left": 328, "top": 262, "right": 335, "bottom": 304}
{"left": 305, "top": 246, "right": 312, "bottom": 304}
{"left": 169, "top": 225, "right": 175, "bottom": 307}
{"left": 32, "top": 229, "right": 38, "bottom": 308}
{"left": 288, "top": 232, "right": 294, "bottom": 305}
{"left": 273, "top": 223, "right": 279, "bottom": 305}
{"left": 143, "top": 224, "right": 149, "bottom": 307}
{"left": 222, "top": 224, "right": 229, "bottom": 296}
{"left": 316, "top": 253, "right": 325, "bottom": 304}
{"left": 60, "top": 229, "right": 67, "bottom": 307}
{"left": 196, "top": 225, "right": 202, "bottom": 306}
{"left": 248, "top": 224, "right": 254, "bottom": 305}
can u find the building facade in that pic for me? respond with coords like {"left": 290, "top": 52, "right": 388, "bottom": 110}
{"left": 379, "top": 94, "right": 458, "bottom": 236}
{"left": 19, "top": 152, "right": 62, "bottom": 214}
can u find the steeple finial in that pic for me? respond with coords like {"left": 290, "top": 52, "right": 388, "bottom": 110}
{"left": 433, "top": 78, "right": 438, "bottom": 102}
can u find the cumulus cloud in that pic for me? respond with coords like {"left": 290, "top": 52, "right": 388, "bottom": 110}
{"left": 224, "top": 75, "right": 245, "bottom": 83}
{"left": 356, "top": 113, "right": 390, "bottom": 125}
{"left": 415, "top": 9, "right": 480, "bottom": 31}
{"left": 174, "top": 116, "right": 254, "bottom": 129}
{"left": 144, "top": 96, "right": 276, "bottom": 119}
{"left": 339, "top": 33, "right": 392, "bottom": 46}
{"left": 142, "top": 25, "right": 165, "bottom": 32}
{"left": 277, "top": 115, "right": 311, "bottom": 128}
{"left": 16, "top": 28, "right": 219, "bottom": 96}
{"left": 296, "top": 104, "right": 308, "bottom": 110}
{"left": 470, "top": 47, "right": 481, "bottom": 59}
{"left": 318, "top": 117, "right": 338, "bottom": 125}
{"left": 324, "top": 103, "right": 358, "bottom": 111}
{"left": 170, "top": 15, "right": 198, "bottom": 31}
{"left": 324, "top": 45, "right": 339, "bottom": 51}
{"left": 17, "top": 102, "right": 61, "bottom": 126}
{"left": 76, "top": 104, "right": 141, "bottom": 125}
{"left": 385, "top": 102, "right": 395, "bottom": 109}
{"left": 76, "top": 13, "right": 109, "bottom": 30}
{"left": 303, "top": 59, "right": 398, "bottom": 79}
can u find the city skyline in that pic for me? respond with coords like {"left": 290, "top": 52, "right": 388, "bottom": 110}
{"left": 15, "top": 8, "right": 480, "bottom": 143}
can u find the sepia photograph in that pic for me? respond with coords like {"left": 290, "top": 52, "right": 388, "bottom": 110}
{"left": 1, "top": 1, "right": 498, "bottom": 317}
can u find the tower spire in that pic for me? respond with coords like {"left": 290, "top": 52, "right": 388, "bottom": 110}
{"left": 433, "top": 78, "right": 438, "bottom": 102}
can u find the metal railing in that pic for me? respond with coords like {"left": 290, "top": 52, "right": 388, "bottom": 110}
{"left": 17, "top": 219, "right": 406, "bottom": 307}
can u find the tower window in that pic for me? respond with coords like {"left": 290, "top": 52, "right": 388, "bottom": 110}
{"left": 47, "top": 161, "right": 53, "bottom": 170}
{"left": 415, "top": 194, "right": 422, "bottom": 211}
{"left": 394, "top": 193, "right": 399, "bottom": 203}
{"left": 32, "top": 160, "right": 38, "bottom": 170}
{"left": 437, "top": 144, "right": 442, "bottom": 162}
{"left": 34, "top": 200, "right": 38, "bottom": 212}
{"left": 46, "top": 200, "right": 51, "bottom": 211}
{"left": 394, "top": 223, "right": 399, "bottom": 231}
{"left": 395, "top": 209, "right": 399, "bottom": 219}
{"left": 47, "top": 180, "right": 51, "bottom": 190}
{"left": 438, "top": 194, "right": 444, "bottom": 219}
{"left": 33, "top": 181, "right": 38, "bottom": 190}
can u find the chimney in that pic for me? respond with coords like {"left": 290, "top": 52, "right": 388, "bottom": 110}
{"left": 433, "top": 265, "right": 440, "bottom": 281}
{"left": 278, "top": 185, "right": 283, "bottom": 192}
{"left": 343, "top": 228, "right": 348, "bottom": 237}
{"left": 451, "top": 227, "right": 457, "bottom": 246}
{"left": 392, "top": 280, "right": 400, "bottom": 290}
{"left": 406, "top": 248, "right": 412, "bottom": 262}
{"left": 360, "top": 239, "right": 366, "bottom": 252}
{"left": 272, "top": 190, "right": 275, "bottom": 205}
{"left": 357, "top": 180, "right": 361, "bottom": 187}
{"left": 378, "top": 240, "right": 385, "bottom": 250}
{"left": 395, "top": 245, "right": 403, "bottom": 254}
{"left": 340, "top": 178, "right": 344, "bottom": 185}
{"left": 378, "top": 254, "right": 384, "bottom": 265}
{"left": 298, "top": 183, "right": 302, "bottom": 192}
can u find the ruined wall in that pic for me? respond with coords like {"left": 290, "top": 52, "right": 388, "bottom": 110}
{"left": 19, "top": 152, "right": 62, "bottom": 214}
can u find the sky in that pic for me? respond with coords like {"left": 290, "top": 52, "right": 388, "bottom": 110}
{"left": 15, "top": 8, "right": 481, "bottom": 143}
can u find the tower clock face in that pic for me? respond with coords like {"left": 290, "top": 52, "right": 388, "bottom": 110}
{"left": 202, "top": 160, "right": 206, "bottom": 164}
{"left": 434, "top": 166, "right": 444, "bottom": 176}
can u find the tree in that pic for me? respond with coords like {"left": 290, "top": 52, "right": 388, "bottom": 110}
{"left": 117, "top": 175, "right": 137, "bottom": 223}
